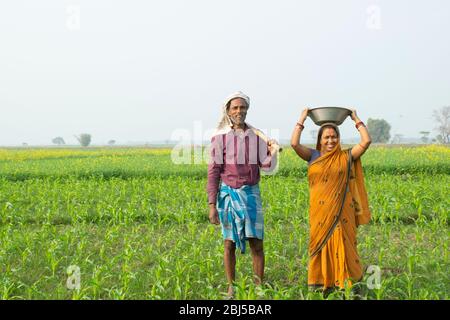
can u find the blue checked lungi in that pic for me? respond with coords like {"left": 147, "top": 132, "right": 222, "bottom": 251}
{"left": 217, "top": 182, "right": 264, "bottom": 254}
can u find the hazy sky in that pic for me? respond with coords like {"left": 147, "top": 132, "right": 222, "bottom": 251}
{"left": 1, "top": 0, "right": 449, "bottom": 145}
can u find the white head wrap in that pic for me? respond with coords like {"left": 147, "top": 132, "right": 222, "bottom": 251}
{"left": 211, "top": 91, "right": 280, "bottom": 164}
{"left": 214, "top": 91, "right": 252, "bottom": 135}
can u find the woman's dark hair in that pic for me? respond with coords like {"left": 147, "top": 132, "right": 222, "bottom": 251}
{"left": 316, "top": 123, "right": 340, "bottom": 151}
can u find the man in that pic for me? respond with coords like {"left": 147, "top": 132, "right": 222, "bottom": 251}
{"left": 207, "top": 91, "right": 278, "bottom": 298}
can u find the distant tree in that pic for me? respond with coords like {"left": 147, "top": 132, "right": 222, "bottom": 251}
{"left": 419, "top": 131, "right": 430, "bottom": 144}
{"left": 432, "top": 106, "right": 450, "bottom": 144}
{"left": 367, "top": 118, "right": 391, "bottom": 143}
{"left": 52, "top": 137, "right": 65, "bottom": 145}
{"left": 391, "top": 134, "right": 404, "bottom": 144}
{"left": 75, "top": 133, "right": 91, "bottom": 147}
{"left": 108, "top": 140, "right": 116, "bottom": 146}
{"left": 22, "top": 142, "right": 28, "bottom": 147}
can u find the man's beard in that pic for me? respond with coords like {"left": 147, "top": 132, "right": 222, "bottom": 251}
{"left": 230, "top": 115, "right": 246, "bottom": 126}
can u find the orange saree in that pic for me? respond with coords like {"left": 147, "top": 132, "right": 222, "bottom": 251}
{"left": 307, "top": 144, "right": 370, "bottom": 289}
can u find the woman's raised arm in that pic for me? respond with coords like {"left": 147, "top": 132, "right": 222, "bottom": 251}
{"left": 350, "top": 110, "right": 372, "bottom": 161}
{"left": 291, "top": 108, "right": 312, "bottom": 162}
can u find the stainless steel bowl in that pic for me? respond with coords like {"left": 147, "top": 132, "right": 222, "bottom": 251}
{"left": 308, "top": 107, "right": 352, "bottom": 126}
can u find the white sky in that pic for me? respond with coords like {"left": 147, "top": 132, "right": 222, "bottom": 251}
{"left": 0, "top": 0, "right": 449, "bottom": 145}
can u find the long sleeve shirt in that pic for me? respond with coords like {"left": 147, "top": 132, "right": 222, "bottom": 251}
{"left": 207, "top": 127, "right": 277, "bottom": 204}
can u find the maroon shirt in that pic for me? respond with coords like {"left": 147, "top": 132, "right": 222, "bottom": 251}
{"left": 207, "top": 127, "right": 276, "bottom": 204}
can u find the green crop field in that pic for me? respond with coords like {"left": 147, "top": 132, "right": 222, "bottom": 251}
{"left": 0, "top": 145, "right": 448, "bottom": 299}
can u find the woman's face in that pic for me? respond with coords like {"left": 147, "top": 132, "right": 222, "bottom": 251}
{"left": 320, "top": 127, "right": 339, "bottom": 153}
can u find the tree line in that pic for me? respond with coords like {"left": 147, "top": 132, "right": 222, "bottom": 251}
{"left": 366, "top": 106, "right": 449, "bottom": 144}
{"left": 46, "top": 106, "right": 449, "bottom": 147}
{"left": 51, "top": 134, "right": 115, "bottom": 147}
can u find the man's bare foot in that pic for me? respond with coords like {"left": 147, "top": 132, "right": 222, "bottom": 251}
{"left": 226, "top": 285, "right": 235, "bottom": 300}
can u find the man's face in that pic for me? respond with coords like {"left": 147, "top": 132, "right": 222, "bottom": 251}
{"left": 227, "top": 98, "right": 248, "bottom": 126}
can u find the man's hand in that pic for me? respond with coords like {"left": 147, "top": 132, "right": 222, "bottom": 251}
{"left": 267, "top": 139, "right": 280, "bottom": 156}
{"left": 209, "top": 204, "right": 220, "bottom": 225}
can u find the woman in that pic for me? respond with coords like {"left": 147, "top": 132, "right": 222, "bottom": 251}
{"left": 291, "top": 108, "right": 372, "bottom": 294}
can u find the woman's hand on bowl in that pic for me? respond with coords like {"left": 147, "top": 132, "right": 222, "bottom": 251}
{"left": 350, "top": 109, "right": 358, "bottom": 122}
{"left": 299, "top": 108, "right": 309, "bottom": 124}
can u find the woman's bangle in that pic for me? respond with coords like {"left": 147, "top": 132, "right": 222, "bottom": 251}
{"left": 355, "top": 122, "right": 365, "bottom": 130}
{"left": 296, "top": 122, "right": 305, "bottom": 130}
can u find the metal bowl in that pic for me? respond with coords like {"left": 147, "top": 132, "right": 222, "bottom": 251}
{"left": 308, "top": 107, "right": 352, "bottom": 126}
